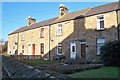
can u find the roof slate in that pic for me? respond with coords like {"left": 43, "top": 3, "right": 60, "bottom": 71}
{"left": 9, "top": 17, "right": 58, "bottom": 35}
{"left": 9, "top": 2, "right": 120, "bottom": 35}
{"left": 85, "top": 2, "right": 120, "bottom": 16}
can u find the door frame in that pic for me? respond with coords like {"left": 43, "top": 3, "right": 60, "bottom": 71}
{"left": 80, "top": 41, "right": 86, "bottom": 59}
{"left": 32, "top": 44, "right": 35, "bottom": 55}
{"left": 27, "top": 43, "right": 31, "bottom": 55}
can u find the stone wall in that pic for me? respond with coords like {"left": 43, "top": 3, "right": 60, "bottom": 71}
{"left": 8, "top": 33, "right": 18, "bottom": 55}
{"left": 18, "top": 26, "right": 50, "bottom": 57}
{"left": 49, "top": 20, "right": 75, "bottom": 60}
{"left": 8, "top": 10, "right": 119, "bottom": 61}
{"left": 82, "top": 11, "right": 117, "bottom": 61}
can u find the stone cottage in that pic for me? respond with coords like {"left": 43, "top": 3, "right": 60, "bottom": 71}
{"left": 8, "top": 2, "right": 120, "bottom": 61}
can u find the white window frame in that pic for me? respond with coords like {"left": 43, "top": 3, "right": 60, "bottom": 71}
{"left": 21, "top": 33, "right": 25, "bottom": 41}
{"left": 97, "top": 15, "right": 105, "bottom": 30}
{"left": 57, "top": 24, "right": 62, "bottom": 36}
{"left": 40, "top": 28, "right": 44, "bottom": 38}
{"left": 57, "top": 43, "right": 62, "bottom": 55}
{"left": 96, "top": 38, "right": 105, "bottom": 55}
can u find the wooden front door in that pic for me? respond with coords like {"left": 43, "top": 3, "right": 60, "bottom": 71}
{"left": 32, "top": 44, "right": 35, "bottom": 55}
{"left": 81, "top": 44, "right": 86, "bottom": 58}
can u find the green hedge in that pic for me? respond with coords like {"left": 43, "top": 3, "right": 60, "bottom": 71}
{"left": 100, "top": 40, "right": 120, "bottom": 66}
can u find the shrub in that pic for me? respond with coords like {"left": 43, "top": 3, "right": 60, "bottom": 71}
{"left": 53, "top": 55, "right": 66, "bottom": 61}
{"left": 100, "top": 40, "right": 120, "bottom": 66}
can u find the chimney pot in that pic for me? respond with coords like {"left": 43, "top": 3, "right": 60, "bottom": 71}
{"left": 59, "top": 4, "right": 68, "bottom": 18}
{"left": 27, "top": 16, "right": 36, "bottom": 26}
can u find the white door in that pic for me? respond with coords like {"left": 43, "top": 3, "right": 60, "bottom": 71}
{"left": 70, "top": 42, "right": 76, "bottom": 59}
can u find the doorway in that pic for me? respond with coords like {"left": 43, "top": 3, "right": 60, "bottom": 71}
{"left": 32, "top": 44, "right": 35, "bottom": 55}
{"left": 70, "top": 42, "right": 76, "bottom": 59}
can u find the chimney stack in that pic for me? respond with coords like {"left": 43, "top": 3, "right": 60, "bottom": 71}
{"left": 27, "top": 16, "right": 36, "bottom": 26}
{"left": 59, "top": 4, "right": 68, "bottom": 18}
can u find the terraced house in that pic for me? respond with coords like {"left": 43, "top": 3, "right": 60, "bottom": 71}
{"left": 8, "top": 2, "right": 120, "bottom": 62}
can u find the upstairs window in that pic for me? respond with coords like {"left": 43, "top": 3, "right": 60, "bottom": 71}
{"left": 57, "top": 24, "right": 62, "bottom": 36}
{"left": 57, "top": 43, "right": 62, "bottom": 55}
{"left": 40, "top": 28, "right": 44, "bottom": 38}
{"left": 21, "top": 33, "right": 25, "bottom": 41}
{"left": 96, "top": 38, "right": 105, "bottom": 55}
{"left": 97, "top": 16, "right": 104, "bottom": 30}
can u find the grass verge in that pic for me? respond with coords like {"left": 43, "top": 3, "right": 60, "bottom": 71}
{"left": 68, "top": 67, "right": 119, "bottom": 78}
{"left": 19, "top": 59, "right": 60, "bottom": 66}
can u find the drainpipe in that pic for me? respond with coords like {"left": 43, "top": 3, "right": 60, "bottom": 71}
{"left": 116, "top": 1, "right": 120, "bottom": 41}
{"left": 49, "top": 25, "right": 51, "bottom": 60}
{"left": 17, "top": 33, "right": 19, "bottom": 55}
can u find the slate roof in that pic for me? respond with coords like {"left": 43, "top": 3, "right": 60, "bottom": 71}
{"left": 9, "top": 2, "right": 120, "bottom": 35}
{"left": 85, "top": 2, "right": 120, "bottom": 16}
{"left": 9, "top": 17, "right": 58, "bottom": 35}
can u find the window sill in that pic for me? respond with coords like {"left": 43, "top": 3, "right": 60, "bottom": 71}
{"left": 57, "top": 53, "right": 62, "bottom": 55}
{"left": 57, "top": 35, "right": 62, "bottom": 37}
{"left": 96, "top": 28, "right": 105, "bottom": 31}
{"left": 96, "top": 54, "right": 100, "bottom": 56}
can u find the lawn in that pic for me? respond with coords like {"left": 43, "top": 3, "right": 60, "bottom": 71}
{"left": 19, "top": 59, "right": 61, "bottom": 66}
{"left": 69, "top": 67, "right": 119, "bottom": 78}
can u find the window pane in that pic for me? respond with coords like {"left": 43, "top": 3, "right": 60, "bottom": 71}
{"left": 72, "top": 46, "right": 75, "bottom": 52}
{"left": 97, "top": 38, "right": 105, "bottom": 55}
{"left": 100, "top": 17, "right": 103, "bottom": 19}
{"left": 58, "top": 25, "right": 62, "bottom": 35}
{"left": 40, "top": 28, "right": 44, "bottom": 38}
{"left": 100, "top": 20, "right": 104, "bottom": 28}
{"left": 97, "top": 38, "right": 105, "bottom": 43}
{"left": 97, "top": 16, "right": 104, "bottom": 30}
{"left": 22, "top": 50, "right": 24, "bottom": 53}
{"left": 22, "top": 33, "right": 24, "bottom": 40}
{"left": 58, "top": 43, "right": 62, "bottom": 54}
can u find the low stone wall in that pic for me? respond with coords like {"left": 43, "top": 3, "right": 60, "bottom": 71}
{"left": 10, "top": 55, "right": 42, "bottom": 60}
{"left": 2, "top": 56, "right": 71, "bottom": 80}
